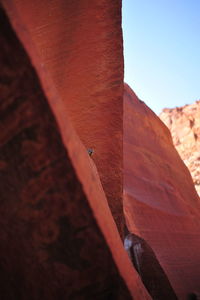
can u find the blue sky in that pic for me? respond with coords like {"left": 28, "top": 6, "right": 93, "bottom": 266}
{"left": 122, "top": 0, "right": 200, "bottom": 114}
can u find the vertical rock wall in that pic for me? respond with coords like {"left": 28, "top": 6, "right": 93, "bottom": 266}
{"left": 0, "top": 8, "right": 124, "bottom": 299}
{"left": 124, "top": 84, "right": 200, "bottom": 299}
{"left": 3, "top": 0, "right": 124, "bottom": 235}
{"left": 0, "top": 3, "right": 150, "bottom": 300}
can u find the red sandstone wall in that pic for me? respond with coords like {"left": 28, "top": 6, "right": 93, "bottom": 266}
{"left": 124, "top": 83, "right": 200, "bottom": 299}
{"left": 0, "top": 3, "right": 151, "bottom": 299}
{"left": 2, "top": 0, "right": 200, "bottom": 298}
{"left": 2, "top": 0, "right": 124, "bottom": 235}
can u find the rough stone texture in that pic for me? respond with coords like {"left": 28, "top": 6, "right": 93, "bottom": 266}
{"left": 0, "top": 4, "right": 151, "bottom": 300}
{"left": 2, "top": 0, "right": 124, "bottom": 236}
{"left": 2, "top": 0, "right": 200, "bottom": 298}
{"left": 124, "top": 84, "right": 200, "bottom": 299}
{"left": 124, "top": 234, "right": 177, "bottom": 300}
{"left": 160, "top": 101, "right": 200, "bottom": 197}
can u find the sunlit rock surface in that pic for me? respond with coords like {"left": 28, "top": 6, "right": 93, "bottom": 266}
{"left": 124, "top": 84, "right": 200, "bottom": 299}
{"left": 160, "top": 101, "right": 200, "bottom": 197}
{"left": 0, "top": 3, "right": 150, "bottom": 300}
{"left": 1, "top": 0, "right": 124, "bottom": 237}
{"left": 1, "top": 0, "right": 200, "bottom": 298}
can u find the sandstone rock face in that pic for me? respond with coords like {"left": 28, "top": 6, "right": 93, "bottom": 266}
{"left": 1, "top": 0, "right": 200, "bottom": 299}
{"left": 2, "top": 0, "right": 124, "bottom": 236}
{"left": 160, "top": 102, "right": 200, "bottom": 197}
{"left": 124, "top": 233, "right": 177, "bottom": 300}
{"left": 0, "top": 3, "right": 150, "bottom": 300}
{"left": 124, "top": 84, "right": 200, "bottom": 299}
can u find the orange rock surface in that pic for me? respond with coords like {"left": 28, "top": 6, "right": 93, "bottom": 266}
{"left": 1, "top": 0, "right": 200, "bottom": 299}
{"left": 124, "top": 83, "right": 200, "bottom": 299}
{"left": 160, "top": 102, "right": 200, "bottom": 197}
{"left": 2, "top": 0, "right": 124, "bottom": 236}
{"left": 0, "top": 2, "right": 150, "bottom": 299}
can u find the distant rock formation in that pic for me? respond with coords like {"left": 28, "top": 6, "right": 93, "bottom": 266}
{"left": 160, "top": 101, "right": 200, "bottom": 196}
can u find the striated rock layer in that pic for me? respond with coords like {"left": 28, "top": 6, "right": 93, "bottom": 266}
{"left": 2, "top": 0, "right": 124, "bottom": 236}
{"left": 124, "top": 84, "right": 200, "bottom": 299}
{"left": 0, "top": 3, "right": 151, "bottom": 300}
{"left": 1, "top": 0, "right": 200, "bottom": 298}
{"left": 160, "top": 101, "right": 200, "bottom": 197}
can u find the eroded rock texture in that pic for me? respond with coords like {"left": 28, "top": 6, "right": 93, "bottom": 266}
{"left": 124, "top": 233, "right": 177, "bottom": 300}
{"left": 124, "top": 84, "right": 200, "bottom": 299}
{"left": 0, "top": 7, "right": 125, "bottom": 299}
{"left": 160, "top": 101, "right": 200, "bottom": 197}
{"left": 2, "top": 0, "right": 124, "bottom": 236}
{"left": 1, "top": 0, "right": 200, "bottom": 298}
{"left": 0, "top": 3, "right": 151, "bottom": 300}
{"left": 0, "top": 5, "right": 153, "bottom": 300}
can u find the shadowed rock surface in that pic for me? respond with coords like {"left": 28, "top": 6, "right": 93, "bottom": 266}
{"left": 160, "top": 101, "right": 200, "bottom": 197}
{"left": 124, "top": 233, "right": 177, "bottom": 300}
